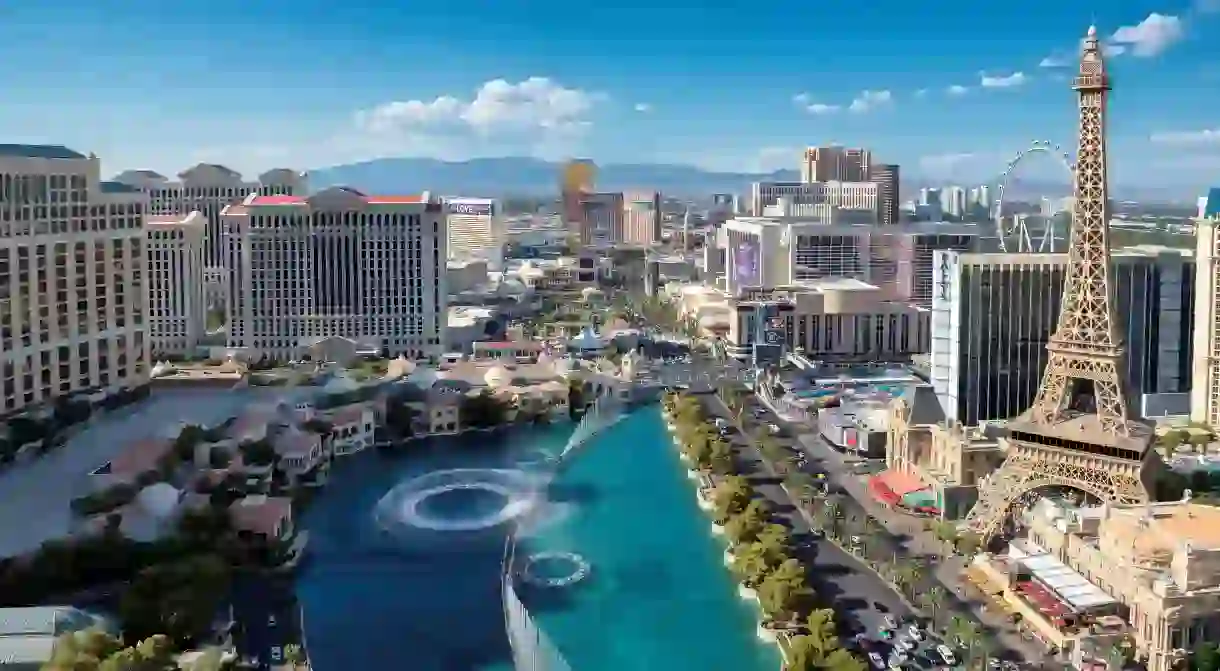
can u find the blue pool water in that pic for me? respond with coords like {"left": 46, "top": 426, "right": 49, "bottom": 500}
{"left": 296, "top": 406, "right": 779, "bottom": 671}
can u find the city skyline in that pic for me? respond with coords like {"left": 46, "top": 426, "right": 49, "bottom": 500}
{"left": 3, "top": 1, "right": 1219, "bottom": 194}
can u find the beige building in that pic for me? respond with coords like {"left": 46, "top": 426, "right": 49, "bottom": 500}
{"left": 723, "top": 283, "right": 930, "bottom": 362}
{"left": 622, "top": 191, "right": 661, "bottom": 246}
{"left": 1192, "top": 216, "right": 1220, "bottom": 427}
{"left": 885, "top": 391, "right": 1005, "bottom": 519}
{"left": 146, "top": 211, "right": 207, "bottom": 356}
{"left": 112, "top": 165, "right": 306, "bottom": 271}
{"left": 750, "top": 181, "right": 878, "bottom": 221}
{"left": 445, "top": 198, "right": 501, "bottom": 264}
{"left": 974, "top": 497, "right": 1220, "bottom": 671}
{"left": 0, "top": 145, "right": 152, "bottom": 415}
{"left": 220, "top": 188, "right": 448, "bottom": 362}
{"left": 800, "top": 146, "right": 872, "bottom": 183}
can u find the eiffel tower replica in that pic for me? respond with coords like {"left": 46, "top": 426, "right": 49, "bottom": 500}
{"left": 962, "top": 26, "right": 1155, "bottom": 543}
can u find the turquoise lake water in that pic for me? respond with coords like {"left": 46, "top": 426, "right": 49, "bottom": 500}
{"left": 296, "top": 406, "right": 780, "bottom": 671}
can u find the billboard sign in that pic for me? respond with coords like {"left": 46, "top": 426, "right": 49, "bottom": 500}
{"left": 732, "top": 234, "right": 761, "bottom": 287}
{"left": 449, "top": 201, "right": 494, "bottom": 217}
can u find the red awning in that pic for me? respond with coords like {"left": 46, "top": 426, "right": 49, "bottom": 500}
{"left": 877, "top": 470, "right": 929, "bottom": 496}
{"left": 868, "top": 476, "right": 902, "bottom": 505}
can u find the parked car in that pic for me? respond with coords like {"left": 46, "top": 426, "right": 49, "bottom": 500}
{"left": 937, "top": 645, "right": 957, "bottom": 666}
{"left": 882, "top": 615, "right": 898, "bottom": 630}
{"left": 869, "top": 652, "right": 885, "bottom": 668}
{"left": 906, "top": 625, "right": 923, "bottom": 641}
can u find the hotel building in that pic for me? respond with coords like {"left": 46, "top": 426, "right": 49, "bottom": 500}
{"left": 112, "top": 165, "right": 306, "bottom": 277}
{"left": 722, "top": 284, "right": 931, "bottom": 362}
{"left": 869, "top": 163, "right": 900, "bottom": 226}
{"left": 933, "top": 247, "right": 1195, "bottom": 427}
{"left": 1191, "top": 190, "right": 1220, "bottom": 426}
{"left": 721, "top": 217, "right": 980, "bottom": 304}
{"left": 749, "top": 181, "right": 879, "bottom": 222}
{"left": 220, "top": 187, "right": 447, "bottom": 362}
{"left": 146, "top": 212, "right": 207, "bottom": 356}
{"left": 622, "top": 190, "right": 662, "bottom": 246}
{"left": 0, "top": 145, "right": 151, "bottom": 415}
{"left": 800, "top": 146, "right": 871, "bottom": 183}
{"left": 978, "top": 497, "right": 1220, "bottom": 671}
{"left": 445, "top": 197, "right": 501, "bottom": 266}
{"left": 576, "top": 191, "right": 624, "bottom": 246}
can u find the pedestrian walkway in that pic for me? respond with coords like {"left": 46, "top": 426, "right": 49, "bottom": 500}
{"left": 752, "top": 388, "right": 1047, "bottom": 663}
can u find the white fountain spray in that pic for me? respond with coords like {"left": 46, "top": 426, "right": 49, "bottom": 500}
{"left": 555, "top": 394, "right": 625, "bottom": 464}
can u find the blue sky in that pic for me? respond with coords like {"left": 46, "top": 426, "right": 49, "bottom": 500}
{"left": 2, "top": 0, "right": 1218, "bottom": 193}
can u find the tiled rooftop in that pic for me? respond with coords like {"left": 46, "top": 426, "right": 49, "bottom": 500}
{"left": 0, "top": 144, "right": 86, "bottom": 160}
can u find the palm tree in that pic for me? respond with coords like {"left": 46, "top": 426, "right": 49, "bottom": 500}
{"left": 919, "top": 586, "right": 948, "bottom": 628}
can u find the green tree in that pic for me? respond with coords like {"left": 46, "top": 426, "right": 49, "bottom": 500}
{"left": 726, "top": 500, "right": 769, "bottom": 545}
{"left": 1190, "top": 643, "right": 1220, "bottom": 671}
{"left": 119, "top": 556, "right": 231, "bottom": 645}
{"left": 731, "top": 541, "right": 773, "bottom": 588}
{"left": 708, "top": 439, "right": 735, "bottom": 474}
{"left": 919, "top": 585, "right": 948, "bottom": 629}
{"left": 712, "top": 476, "right": 754, "bottom": 522}
{"left": 460, "top": 391, "right": 509, "bottom": 428}
{"left": 756, "top": 558, "right": 812, "bottom": 621}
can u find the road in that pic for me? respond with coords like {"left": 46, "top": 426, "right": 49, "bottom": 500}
{"left": 746, "top": 387, "right": 1048, "bottom": 666}
{"left": 696, "top": 392, "right": 913, "bottom": 645}
{"left": 231, "top": 573, "right": 300, "bottom": 671}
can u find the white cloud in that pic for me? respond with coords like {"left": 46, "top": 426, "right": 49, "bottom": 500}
{"left": 946, "top": 85, "right": 969, "bottom": 96}
{"left": 914, "top": 89, "right": 928, "bottom": 98}
{"left": 848, "top": 90, "right": 892, "bottom": 113}
{"left": 1109, "top": 13, "right": 1184, "bottom": 57}
{"left": 1039, "top": 55, "right": 1068, "bottom": 68}
{"left": 633, "top": 102, "right": 652, "bottom": 113}
{"left": 1149, "top": 129, "right": 1220, "bottom": 145}
{"left": 792, "top": 94, "right": 840, "bottom": 114}
{"left": 356, "top": 77, "right": 602, "bottom": 141}
{"left": 980, "top": 71, "right": 1027, "bottom": 88}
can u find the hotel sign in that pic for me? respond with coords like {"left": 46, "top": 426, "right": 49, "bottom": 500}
{"left": 450, "top": 202, "right": 493, "bottom": 216}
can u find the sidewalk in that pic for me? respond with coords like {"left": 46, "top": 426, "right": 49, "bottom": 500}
{"left": 754, "top": 388, "right": 1047, "bottom": 663}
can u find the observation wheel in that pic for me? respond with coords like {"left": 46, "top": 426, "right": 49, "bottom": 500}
{"left": 994, "top": 141, "right": 1075, "bottom": 253}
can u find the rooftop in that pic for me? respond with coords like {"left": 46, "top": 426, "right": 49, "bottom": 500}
{"left": 248, "top": 193, "right": 424, "bottom": 206}
{"left": 1107, "top": 501, "right": 1220, "bottom": 550}
{"left": 0, "top": 144, "right": 86, "bottom": 160}
{"left": 229, "top": 495, "right": 292, "bottom": 536}
{"left": 99, "top": 180, "right": 142, "bottom": 194}
{"left": 104, "top": 438, "right": 173, "bottom": 477}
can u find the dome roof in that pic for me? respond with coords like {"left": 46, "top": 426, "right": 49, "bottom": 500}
{"left": 136, "top": 483, "right": 182, "bottom": 519}
{"left": 405, "top": 366, "right": 440, "bottom": 389}
{"left": 151, "top": 361, "right": 176, "bottom": 377}
{"left": 484, "top": 365, "right": 512, "bottom": 388}
{"left": 569, "top": 327, "right": 606, "bottom": 350}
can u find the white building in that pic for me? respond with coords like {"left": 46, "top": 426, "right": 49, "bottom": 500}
{"left": 750, "top": 181, "right": 878, "bottom": 222}
{"left": 220, "top": 187, "right": 448, "bottom": 362}
{"left": 1192, "top": 197, "right": 1220, "bottom": 426}
{"left": 446, "top": 197, "right": 501, "bottom": 267}
{"left": 0, "top": 144, "right": 151, "bottom": 415}
{"left": 724, "top": 283, "right": 930, "bottom": 362}
{"left": 112, "top": 165, "right": 307, "bottom": 271}
{"left": 146, "top": 211, "right": 207, "bottom": 356}
{"left": 721, "top": 217, "right": 981, "bottom": 304}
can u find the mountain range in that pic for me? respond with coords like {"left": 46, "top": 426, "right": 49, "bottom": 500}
{"left": 308, "top": 157, "right": 1160, "bottom": 202}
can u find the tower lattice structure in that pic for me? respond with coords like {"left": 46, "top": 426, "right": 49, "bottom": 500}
{"left": 962, "top": 26, "right": 1154, "bottom": 542}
